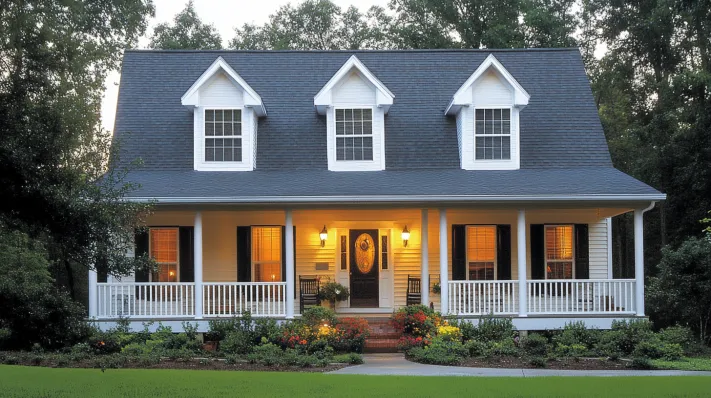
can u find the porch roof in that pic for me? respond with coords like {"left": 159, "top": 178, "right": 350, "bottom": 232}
{"left": 122, "top": 167, "right": 664, "bottom": 205}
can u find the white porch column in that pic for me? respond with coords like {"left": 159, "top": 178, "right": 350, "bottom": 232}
{"left": 517, "top": 209, "right": 528, "bottom": 317}
{"left": 194, "top": 211, "right": 204, "bottom": 319}
{"left": 439, "top": 209, "right": 448, "bottom": 315}
{"left": 88, "top": 269, "right": 98, "bottom": 318}
{"left": 421, "top": 209, "right": 429, "bottom": 305}
{"left": 285, "top": 209, "right": 295, "bottom": 319}
{"left": 634, "top": 209, "right": 645, "bottom": 316}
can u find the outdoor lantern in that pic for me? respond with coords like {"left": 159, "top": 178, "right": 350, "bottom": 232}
{"left": 320, "top": 225, "right": 328, "bottom": 247}
{"left": 402, "top": 225, "right": 410, "bottom": 247}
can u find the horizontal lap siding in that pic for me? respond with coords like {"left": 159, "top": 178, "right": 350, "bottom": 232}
{"left": 588, "top": 220, "right": 609, "bottom": 279}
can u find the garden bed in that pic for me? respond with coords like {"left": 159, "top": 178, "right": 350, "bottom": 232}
{"left": 454, "top": 356, "right": 631, "bottom": 370}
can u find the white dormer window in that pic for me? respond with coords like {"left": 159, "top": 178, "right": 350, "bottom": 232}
{"left": 446, "top": 54, "right": 529, "bottom": 170}
{"left": 315, "top": 55, "right": 394, "bottom": 171}
{"left": 181, "top": 57, "right": 266, "bottom": 171}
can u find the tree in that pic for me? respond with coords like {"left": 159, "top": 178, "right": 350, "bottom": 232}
{"left": 648, "top": 236, "right": 711, "bottom": 342}
{"left": 149, "top": 1, "right": 222, "bottom": 50}
{"left": 0, "top": 0, "right": 155, "bottom": 299}
{"left": 229, "top": 0, "right": 393, "bottom": 50}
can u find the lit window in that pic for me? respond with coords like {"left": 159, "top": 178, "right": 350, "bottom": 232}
{"left": 466, "top": 226, "right": 496, "bottom": 280}
{"left": 150, "top": 228, "right": 178, "bottom": 282}
{"left": 252, "top": 227, "right": 282, "bottom": 282}
{"left": 335, "top": 108, "right": 373, "bottom": 161}
{"left": 545, "top": 225, "right": 574, "bottom": 279}
{"left": 204, "top": 109, "right": 242, "bottom": 162}
{"left": 475, "top": 108, "right": 511, "bottom": 160}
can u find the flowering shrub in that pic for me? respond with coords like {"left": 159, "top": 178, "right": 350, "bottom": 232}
{"left": 279, "top": 322, "right": 312, "bottom": 349}
{"left": 334, "top": 317, "right": 370, "bottom": 353}
{"left": 397, "top": 335, "right": 431, "bottom": 351}
{"left": 390, "top": 305, "right": 443, "bottom": 337}
{"left": 437, "top": 325, "right": 462, "bottom": 342}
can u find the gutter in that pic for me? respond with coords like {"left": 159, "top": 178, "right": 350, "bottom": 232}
{"left": 125, "top": 193, "right": 667, "bottom": 205}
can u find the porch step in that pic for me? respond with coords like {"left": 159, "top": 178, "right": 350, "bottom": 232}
{"left": 364, "top": 319, "right": 400, "bottom": 353}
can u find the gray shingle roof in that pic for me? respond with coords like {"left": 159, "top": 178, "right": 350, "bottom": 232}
{"left": 113, "top": 48, "right": 663, "bottom": 202}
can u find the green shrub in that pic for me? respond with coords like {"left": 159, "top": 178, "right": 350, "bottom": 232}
{"left": 553, "top": 321, "right": 599, "bottom": 349}
{"left": 529, "top": 356, "right": 547, "bottom": 368}
{"left": 610, "top": 319, "right": 654, "bottom": 355}
{"left": 470, "top": 316, "right": 515, "bottom": 343}
{"left": 631, "top": 356, "right": 654, "bottom": 369}
{"left": 464, "top": 340, "right": 488, "bottom": 357}
{"left": 247, "top": 343, "right": 284, "bottom": 366}
{"left": 554, "top": 344, "right": 588, "bottom": 358}
{"left": 224, "top": 354, "right": 239, "bottom": 365}
{"left": 633, "top": 339, "right": 684, "bottom": 361}
{"left": 333, "top": 352, "right": 364, "bottom": 364}
{"left": 254, "top": 318, "right": 281, "bottom": 345}
{"left": 658, "top": 325, "right": 697, "bottom": 354}
{"left": 484, "top": 339, "right": 520, "bottom": 357}
{"left": 221, "top": 330, "right": 255, "bottom": 355}
{"left": 520, "top": 333, "right": 549, "bottom": 357}
{"left": 594, "top": 331, "right": 624, "bottom": 360}
{"left": 87, "top": 330, "right": 122, "bottom": 355}
{"left": 407, "top": 336, "right": 468, "bottom": 365}
{"left": 449, "top": 319, "right": 477, "bottom": 342}
{"left": 301, "top": 306, "right": 337, "bottom": 328}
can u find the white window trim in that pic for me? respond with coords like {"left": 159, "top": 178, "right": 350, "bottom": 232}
{"left": 148, "top": 227, "right": 180, "bottom": 283}
{"left": 473, "top": 106, "right": 514, "bottom": 162}
{"left": 194, "top": 106, "right": 254, "bottom": 171}
{"left": 327, "top": 105, "right": 385, "bottom": 171}
{"left": 544, "top": 224, "right": 576, "bottom": 280}
{"left": 333, "top": 106, "right": 376, "bottom": 163}
{"left": 459, "top": 105, "right": 521, "bottom": 170}
{"left": 465, "top": 225, "right": 497, "bottom": 281}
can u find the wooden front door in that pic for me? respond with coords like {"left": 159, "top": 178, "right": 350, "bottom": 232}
{"left": 349, "top": 229, "right": 379, "bottom": 308}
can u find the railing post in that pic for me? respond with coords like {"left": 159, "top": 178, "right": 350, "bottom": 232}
{"left": 634, "top": 208, "right": 645, "bottom": 316}
{"left": 439, "top": 209, "right": 448, "bottom": 315}
{"left": 88, "top": 269, "right": 98, "bottom": 318}
{"left": 517, "top": 209, "right": 528, "bottom": 317}
{"left": 421, "top": 209, "right": 429, "bottom": 306}
{"left": 194, "top": 211, "right": 204, "bottom": 319}
{"left": 285, "top": 209, "right": 295, "bottom": 319}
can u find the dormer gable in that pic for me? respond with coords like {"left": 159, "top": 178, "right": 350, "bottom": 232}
{"left": 446, "top": 54, "right": 529, "bottom": 171}
{"left": 315, "top": 55, "right": 394, "bottom": 171}
{"left": 182, "top": 57, "right": 265, "bottom": 171}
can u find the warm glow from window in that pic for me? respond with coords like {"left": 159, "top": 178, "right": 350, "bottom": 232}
{"left": 467, "top": 226, "right": 496, "bottom": 280}
{"left": 150, "top": 228, "right": 178, "bottom": 282}
{"left": 545, "top": 225, "right": 574, "bottom": 279}
{"left": 252, "top": 227, "right": 282, "bottom": 282}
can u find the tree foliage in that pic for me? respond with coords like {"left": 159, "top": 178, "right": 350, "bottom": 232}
{"left": 149, "top": 1, "right": 223, "bottom": 50}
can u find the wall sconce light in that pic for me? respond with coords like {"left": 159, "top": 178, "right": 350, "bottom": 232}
{"left": 402, "top": 226, "right": 410, "bottom": 247}
{"left": 319, "top": 225, "right": 328, "bottom": 247}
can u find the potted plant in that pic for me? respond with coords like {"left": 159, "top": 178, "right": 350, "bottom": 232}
{"left": 202, "top": 330, "right": 221, "bottom": 352}
{"left": 431, "top": 282, "right": 441, "bottom": 295}
{"left": 318, "top": 281, "right": 350, "bottom": 309}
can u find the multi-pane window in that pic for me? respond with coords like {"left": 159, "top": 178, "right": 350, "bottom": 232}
{"left": 150, "top": 228, "right": 178, "bottom": 282}
{"left": 252, "top": 227, "right": 282, "bottom": 282}
{"left": 475, "top": 108, "right": 511, "bottom": 160}
{"left": 466, "top": 226, "right": 496, "bottom": 280}
{"left": 335, "top": 108, "right": 373, "bottom": 161}
{"left": 204, "top": 109, "right": 242, "bottom": 162}
{"left": 545, "top": 225, "right": 574, "bottom": 279}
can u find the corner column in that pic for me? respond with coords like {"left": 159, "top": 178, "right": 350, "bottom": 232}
{"left": 634, "top": 209, "right": 645, "bottom": 316}
{"left": 439, "top": 209, "right": 448, "bottom": 315}
{"left": 421, "top": 209, "right": 429, "bottom": 305}
{"left": 194, "top": 211, "right": 204, "bottom": 319}
{"left": 517, "top": 209, "right": 528, "bottom": 317}
{"left": 285, "top": 209, "right": 295, "bottom": 319}
{"left": 88, "top": 269, "right": 98, "bottom": 318}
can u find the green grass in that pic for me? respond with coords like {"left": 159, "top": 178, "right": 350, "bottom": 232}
{"left": 1, "top": 366, "right": 710, "bottom": 397}
{"left": 652, "top": 357, "right": 711, "bottom": 371}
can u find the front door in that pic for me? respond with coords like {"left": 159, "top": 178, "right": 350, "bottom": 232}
{"left": 349, "top": 229, "right": 379, "bottom": 308}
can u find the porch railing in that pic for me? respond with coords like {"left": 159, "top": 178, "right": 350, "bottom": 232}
{"left": 97, "top": 283, "right": 195, "bottom": 318}
{"left": 527, "top": 279, "right": 636, "bottom": 315}
{"left": 448, "top": 281, "right": 519, "bottom": 315}
{"left": 203, "top": 282, "right": 287, "bottom": 317}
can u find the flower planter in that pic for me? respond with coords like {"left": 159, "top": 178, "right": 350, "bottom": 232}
{"left": 202, "top": 341, "right": 219, "bottom": 352}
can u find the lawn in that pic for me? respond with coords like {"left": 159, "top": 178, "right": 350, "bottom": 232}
{"left": 1, "top": 366, "right": 710, "bottom": 398}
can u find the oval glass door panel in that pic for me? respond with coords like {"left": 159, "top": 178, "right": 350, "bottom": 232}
{"left": 355, "top": 233, "right": 375, "bottom": 273}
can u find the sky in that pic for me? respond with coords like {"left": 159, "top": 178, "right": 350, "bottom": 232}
{"left": 100, "top": 0, "right": 389, "bottom": 131}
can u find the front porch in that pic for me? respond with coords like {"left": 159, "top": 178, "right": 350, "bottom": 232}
{"left": 89, "top": 206, "right": 650, "bottom": 330}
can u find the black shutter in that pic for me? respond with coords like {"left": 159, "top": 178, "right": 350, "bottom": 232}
{"left": 281, "top": 226, "right": 297, "bottom": 298}
{"left": 496, "top": 225, "right": 512, "bottom": 280}
{"left": 530, "top": 224, "right": 545, "bottom": 280}
{"left": 574, "top": 224, "right": 590, "bottom": 279}
{"left": 237, "top": 226, "right": 252, "bottom": 282}
{"left": 179, "top": 227, "right": 195, "bottom": 282}
{"left": 452, "top": 225, "right": 466, "bottom": 280}
{"left": 134, "top": 229, "right": 150, "bottom": 282}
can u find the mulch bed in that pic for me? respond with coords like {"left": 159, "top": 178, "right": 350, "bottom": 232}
{"left": 458, "top": 356, "right": 632, "bottom": 370}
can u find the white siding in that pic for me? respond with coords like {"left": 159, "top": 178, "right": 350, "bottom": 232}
{"left": 199, "top": 73, "right": 244, "bottom": 107}
{"left": 471, "top": 70, "right": 514, "bottom": 106}
{"left": 332, "top": 72, "right": 376, "bottom": 105}
{"left": 589, "top": 219, "right": 610, "bottom": 279}
{"left": 456, "top": 110, "right": 464, "bottom": 167}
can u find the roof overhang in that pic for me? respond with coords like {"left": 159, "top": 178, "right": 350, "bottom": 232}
{"left": 446, "top": 54, "right": 530, "bottom": 115}
{"left": 181, "top": 56, "right": 266, "bottom": 116}
{"left": 314, "top": 55, "right": 394, "bottom": 115}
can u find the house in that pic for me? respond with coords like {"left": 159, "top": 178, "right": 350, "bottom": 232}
{"left": 90, "top": 48, "right": 665, "bottom": 332}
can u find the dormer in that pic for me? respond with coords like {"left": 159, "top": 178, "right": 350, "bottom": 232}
{"left": 446, "top": 54, "right": 530, "bottom": 171}
{"left": 181, "top": 57, "right": 266, "bottom": 171}
{"left": 315, "top": 55, "right": 394, "bottom": 172}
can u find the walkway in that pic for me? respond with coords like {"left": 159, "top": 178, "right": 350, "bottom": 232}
{"left": 328, "top": 354, "right": 711, "bottom": 377}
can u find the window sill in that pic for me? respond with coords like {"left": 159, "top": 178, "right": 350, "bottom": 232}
{"left": 195, "top": 161, "right": 253, "bottom": 172}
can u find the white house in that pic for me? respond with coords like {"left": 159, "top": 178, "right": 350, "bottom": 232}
{"left": 91, "top": 49, "right": 665, "bottom": 331}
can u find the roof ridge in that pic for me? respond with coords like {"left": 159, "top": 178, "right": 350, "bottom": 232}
{"left": 124, "top": 47, "right": 580, "bottom": 54}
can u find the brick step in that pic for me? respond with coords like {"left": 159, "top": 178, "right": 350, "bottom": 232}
{"left": 364, "top": 338, "right": 400, "bottom": 353}
{"left": 367, "top": 332, "right": 401, "bottom": 340}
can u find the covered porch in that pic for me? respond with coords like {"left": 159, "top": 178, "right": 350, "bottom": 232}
{"left": 89, "top": 205, "right": 652, "bottom": 329}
